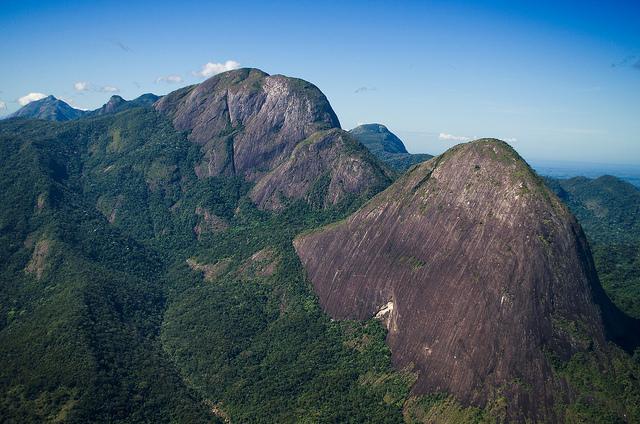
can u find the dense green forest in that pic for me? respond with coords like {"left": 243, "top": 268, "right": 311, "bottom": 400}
{"left": 0, "top": 109, "right": 639, "bottom": 423}
{"left": 546, "top": 176, "right": 640, "bottom": 319}
{"left": 0, "top": 110, "right": 412, "bottom": 422}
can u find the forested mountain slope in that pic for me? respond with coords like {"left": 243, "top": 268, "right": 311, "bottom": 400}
{"left": 546, "top": 176, "right": 640, "bottom": 319}
{"left": 0, "top": 69, "right": 638, "bottom": 423}
{"left": 0, "top": 70, "right": 404, "bottom": 423}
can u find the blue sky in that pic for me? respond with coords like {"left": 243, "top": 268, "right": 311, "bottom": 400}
{"left": 1, "top": 0, "right": 639, "bottom": 164}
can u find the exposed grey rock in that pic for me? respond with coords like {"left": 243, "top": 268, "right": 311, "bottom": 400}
{"left": 295, "top": 139, "right": 611, "bottom": 422}
{"left": 155, "top": 68, "right": 340, "bottom": 180}
{"left": 157, "top": 68, "right": 390, "bottom": 210}
{"left": 250, "top": 128, "right": 392, "bottom": 210}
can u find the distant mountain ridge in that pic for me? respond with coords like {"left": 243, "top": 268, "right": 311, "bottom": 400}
{"left": 5, "top": 93, "right": 161, "bottom": 121}
{"left": 533, "top": 160, "right": 640, "bottom": 188}
{"left": 7, "top": 95, "right": 86, "bottom": 121}
{"left": 86, "top": 93, "right": 160, "bottom": 117}
{"left": 349, "top": 123, "right": 433, "bottom": 171}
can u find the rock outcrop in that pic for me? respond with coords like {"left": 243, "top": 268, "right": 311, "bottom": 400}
{"left": 157, "top": 68, "right": 390, "bottom": 210}
{"left": 250, "top": 128, "right": 392, "bottom": 210}
{"left": 25, "top": 239, "right": 52, "bottom": 280}
{"left": 295, "top": 139, "right": 610, "bottom": 421}
{"left": 155, "top": 68, "right": 340, "bottom": 180}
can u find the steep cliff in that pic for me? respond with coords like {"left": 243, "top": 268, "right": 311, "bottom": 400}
{"left": 295, "top": 139, "right": 611, "bottom": 421}
{"left": 250, "top": 128, "right": 392, "bottom": 210}
{"left": 156, "top": 68, "right": 389, "bottom": 209}
{"left": 155, "top": 68, "right": 340, "bottom": 180}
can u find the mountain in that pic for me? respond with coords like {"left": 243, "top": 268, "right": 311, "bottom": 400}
{"left": 0, "top": 69, "right": 402, "bottom": 423}
{"left": 6, "top": 93, "right": 161, "bottom": 122}
{"left": 546, "top": 175, "right": 640, "bottom": 318}
{"left": 349, "top": 123, "right": 433, "bottom": 171}
{"left": 250, "top": 128, "right": 391, "bottom": 210}
{"left": 87, "top": 93, "right": 160, "bottom": 117}
{"left": 155, "top": 68, "right": 339, "bottom": 180}
{"left": 1, "top": 69, "right": 639, "bottom": 423}
{"left": 295, "top": 139, "right": 639, "bottom": 422}
{"left": 7, "top": 95, "right": 86, "bottom": 121}
{"left": 156, "top": 68, "right": 390, "bottom": 209}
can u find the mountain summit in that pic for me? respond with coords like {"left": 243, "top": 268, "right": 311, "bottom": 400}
{"left": 351, "top": 123, "right": 409, "bottom": 154}
{"left": 7, "top": 95, "right": 85, "bottom": 121}
{"left": 295, "top": 139, "right": 612, "bottom": 421}
{"left": 156, "top": 68, "right": 391, "bottom": 209}
{"left": 349, "top": 123, "right": 433, "bottom": 170}
{"left": 155, "top": 68, "right": 340, "bottom": 179}
{"left": 6, "top": 93, "right": 161, "bottom": 121}
{"left": 87, "top": 93, "right": 160, "bottom": 117}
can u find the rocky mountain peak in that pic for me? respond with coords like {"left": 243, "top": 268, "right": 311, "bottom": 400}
{"left": 294, "top": 138, "right": 610, "bottom": 421}
{"left": 155, "top": 68, "right": 340, "bottom": 181}
{"left": 155, "top": 68, "right": 389, "bottom": 210}
{"left": 349, "top": 123, "right": 433, "bottom": 170}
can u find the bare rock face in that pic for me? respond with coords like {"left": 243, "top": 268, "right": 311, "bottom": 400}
{"left": 157, "top": 68, "right": 389, "bottom": 210}
{"left": 237, "top": 248, "right": 280, "bottom": 279}
{"left": 250, "top": 128, "right": 392, "bottom": 210}
{"left": 186, "top": 257, "right": 231, "bottom": 282}
{"left": 349, "top": 123, "right": 433, "bottom": 171}
{"left": 155, "top": 68, "right": 340, "bottom": 181}
{"left": 294, "top": 139, "right": 609, "bottom": 422}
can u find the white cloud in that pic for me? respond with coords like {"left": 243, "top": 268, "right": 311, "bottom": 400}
{"left": 354, "top": 86, "right": 377, "bottom": 94}
{"left": 155, "top": 74, "right": 183, "bottom": 84}
{"left": 100, "top": 85, "right": 120, "bottom": 93}
{"left": 0, "top": 100, "right": 5, "bottom": 111}
{"left": 194, "top": 60, "right": 241, "bottom": 78}
{"left": 439, "top": 132, "right": 470, "bottom": 142}
{"left": 74, "top": 81, "right": 89, "bottom": 92}
{"left": 18, "top": 92, "right": 47, "bottom": 106}
{"left": 504, "top": 137, "right": 518, "bottom": 143}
